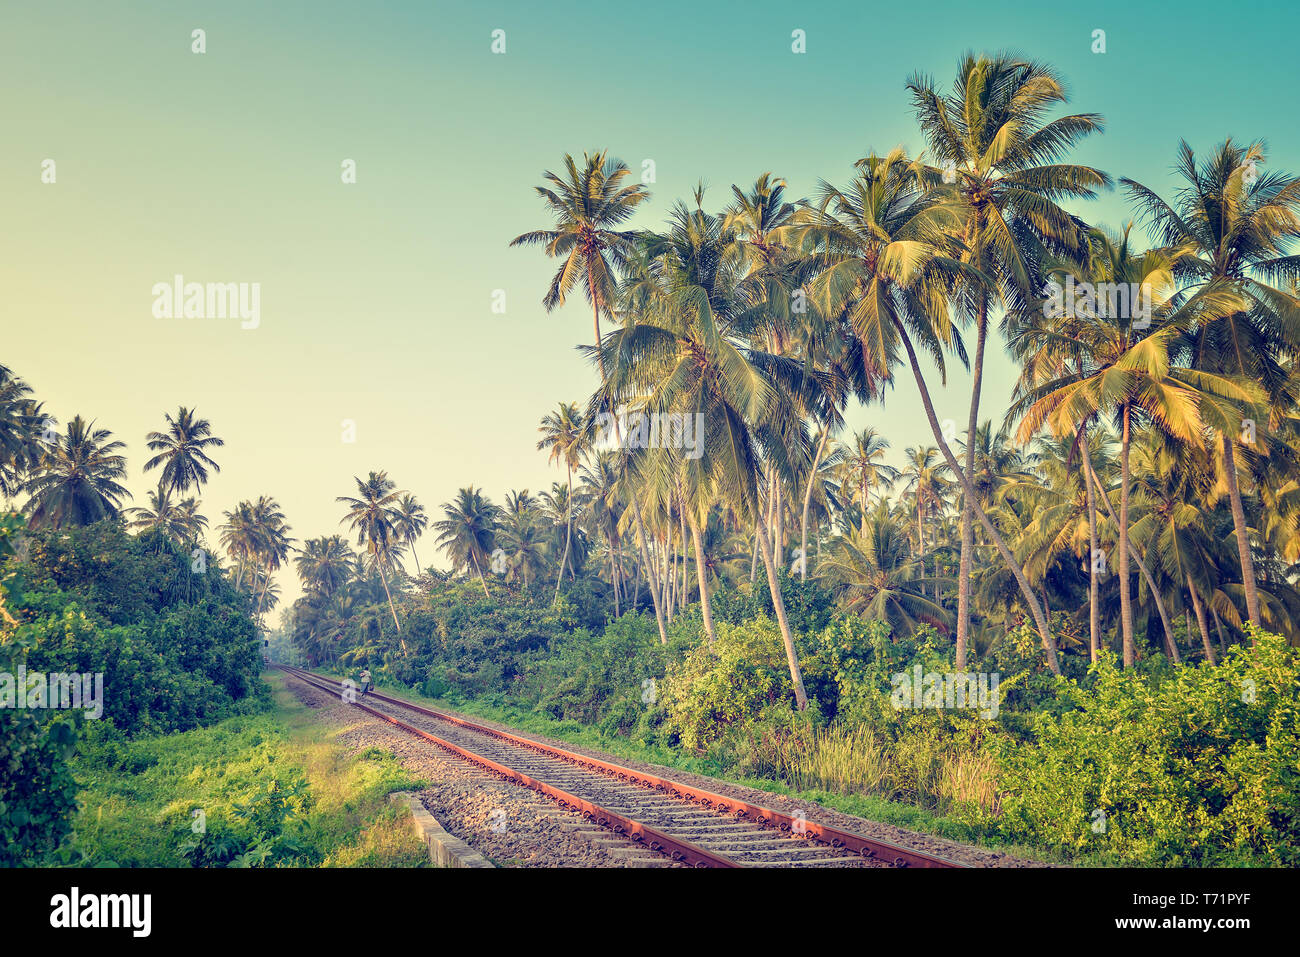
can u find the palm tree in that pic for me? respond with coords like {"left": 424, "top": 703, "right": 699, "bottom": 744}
{"left": 898, "top": 446, "right": 952, "bottom": 564}
{"left": 127, "top": 483, "right": 207, "bottom": 545}
{"left": 1011, "top": 226, "right": 1256, "bottom": 664}
{"left": 433, "top": 486, "right": 499, "bottom": 598}
{"left": 337, "top": 471, "right": 406, "bottom": 642}
{"left": 143, "top": 406, "right": 224, "bottom": 497}
{"left": 24, "top": 416, "right": 131, "bottom": 529}
{"left": 537, "top": 402, "right": 586, "bottom": 602}
{"left": 835, "top": 429, "right": 900, "bottom": 533}
{"left": 1123, "top": 139, "right": 1300, "bottom": 628}
{"left": 251, "top": 496, "right": 293, "bottom": 623}
{"left": 219, "top": 501, "right": 260, "bottom": 593}
{"left": 819, "top": 502, "right": 951, "bottom": 637}
{"left": 798, "top": 148, "right": 1061, "bottom": 673}
{"left": 578, "top": 452, "right": 627, "bottom": 614}
{"left": 296, "top": 535, "right": 356, "bottom": 598}
{"left": 594, "top": 201, "right": 824, "bottom": 703}
{"left": 0, "top": 365, "right": 44, "bottom": 502}
{"left": 908, "top": 54, "right": 1109, "bottom": 669}
{"left": 393, "top": 493, "right": 428, "bottom": 577}
{"left": 512, "top": 150, "right": 670, "bottom": 641}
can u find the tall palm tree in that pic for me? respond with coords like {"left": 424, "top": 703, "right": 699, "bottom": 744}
{"left": 537, "top": 402, "right": 586, "bottom": 603}
{"left": 143, "top": 406, "right": 224, "bottom": 498}
{"left": 798, "top": 148, "right": 1061, "bottom": 673}
{"left": 393, "top": 493, "right": 428, "bottom": 577}
{"left": 337, "top": 471, "right": 406, "bottom": 642}
{"left": 909, "top": 54, "right": 1109, "bottom": 669}
{"left": 1123, "top": 139, "right": 1300, "bottom": 627}
{"left": 512, "top": 150, "right": 670, "bottom": 641}
{"left": 23, "top": 416, "right": 131, "bottom": 529}
{"left": 433, "top": 486, "right": 499, "bottom": 598}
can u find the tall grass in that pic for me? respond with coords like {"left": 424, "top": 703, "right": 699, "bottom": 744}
{"left": 774, "top": 724, "right": 999, "bottom": 815}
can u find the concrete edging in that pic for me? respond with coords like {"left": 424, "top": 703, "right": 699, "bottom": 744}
{"left": 390, "top": 791, "right": 495, "bottom": 868}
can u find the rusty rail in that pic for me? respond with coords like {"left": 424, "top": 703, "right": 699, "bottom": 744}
{"left": 281, "top": 666, "right": 734, "bottom": 867}
{"left": 280, "top": 665, "right": 967, "bottom": 868}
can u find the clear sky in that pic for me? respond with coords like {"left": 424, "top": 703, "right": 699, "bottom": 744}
{"left": 4, "top": 0, "right": 1299, "bottom": 608}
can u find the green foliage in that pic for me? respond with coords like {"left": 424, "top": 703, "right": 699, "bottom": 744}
{"left": 72, "top": 681, "right": 427, "bottom": 868}
{"left": 0, "top": 514, "right": 80, "bottom": 866}
{"left": 980, "top": 627, "right": 1300, "bottom": 865}
{"left": 9, "top": 520, "right": 265, "bottom": 736}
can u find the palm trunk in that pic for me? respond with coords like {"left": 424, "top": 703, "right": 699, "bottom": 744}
{"left": 755, "top": 519, "right": 808, "bottom": 709}
{"left": 1187, "top": 575, "right": 1215, "bottom": 665}
{"left": 376, "top": 559, "right": 407, "bottom": 655}
{"left": 587, "top": 269, "right": 667, "bottom": 642}
{"left": 470, "top": 552, "right": 490, "bottom": 599}
{"left": 800, "top": 426, "right": 831, "bottom": 582}
{"left": 895, "top": 315, "right": 1060, "bottom": 674}
{"left": 631, "top": 499, "right": 668, "bottom": 644}
{"left": 1221, "top": 431, "right": 1262, "bottom": 631}
{"left": 956, "top": 297, "right": 988, "bottom": 672}
{"left": 410, "top": 543, "right": 422, "bottom": 579}
{"left": 1119, "top": 405, "right": 1135, "bottom": 666}
{"left": 553, "top": 465, "right": 573, "bottom": 605}
{"left": 608, "top": 534, "right": 621, "bottom": 618}
{"left": 687, "top": 507, "right": 716, "bottom": 645}
{"left": 1079, "top": 425, "right": 1101, "bottom": 663}
{"left": 1085, "top": 446, "right": 1179, "bottom": 665}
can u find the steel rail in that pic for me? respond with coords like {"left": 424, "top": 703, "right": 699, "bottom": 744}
{"left": 281, "top": 664, "right": 967, "bottom": 868}
{"left": 280, "top": 666, "right": 735, "bottom": 868}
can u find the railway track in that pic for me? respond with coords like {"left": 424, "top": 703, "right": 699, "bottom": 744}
{"left": 279, "top": 664, "right": 967, "bottom": 869}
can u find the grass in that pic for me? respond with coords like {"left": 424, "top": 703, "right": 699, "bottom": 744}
{"left": 69, "top": 673, "right": 430, "bottom": 867}
{"left": 342, "top": 671, "right": 1063, "bottom": 865}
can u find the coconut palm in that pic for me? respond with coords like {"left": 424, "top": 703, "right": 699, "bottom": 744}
{"left": 296, "top": 535, "right": 356, "bottom": 598}
{"left": 143, "top": 406, "right": 224, "bottom": 498}
{"left": 250, "top": 496, "right": 293, "bottom": 623}
{"left": 797, "top": 148, "right": 1062, "bottom": 672}
{"left": 0, "top": 365, "right": 45, "bottom": 501}
{"left": 818, "top": 501, "right": 952, "bottom": 637}
{"left": 512, "top": 150, "right": 670, "bottom": 641}
{"left": 537, "top": 402, "right": 586, "bottom": 602}
{"left": 908, "top": 53, "right": 1110, "bottom": 669}
{"left": 23, "top": 416, "right": 131, "bottom": 529}
{"left": 433, "top": 486, "right": 499, "bottom": 598}
{"left": 1122, "top": 139, "right": 1300, "bottom": 627}
{"left": 594, "top": 201, "right": 826, "bottom": 704}
{"left": 1011, "top": 226, "right": 1257, "bottom": 664}
{"left": 337, "top": 471, "right": 406, "bottom": 641}
{"left": 127, "top": 483, "right": 207, "bottom": 545}
{"left": 393, "top": 493, "right": 428, "bottom": 577}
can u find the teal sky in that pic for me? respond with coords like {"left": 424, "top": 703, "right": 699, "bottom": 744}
{"left": 4, "top": 0, "right": 1298, "bottom": 608}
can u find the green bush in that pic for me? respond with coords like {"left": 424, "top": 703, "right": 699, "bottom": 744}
{"left": 978, "top": 627, "right": 1300, "bottom": 864}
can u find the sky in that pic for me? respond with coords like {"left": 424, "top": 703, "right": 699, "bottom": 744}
{"left": 4, "top": 0, "right": 1299, "bottom": 609}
